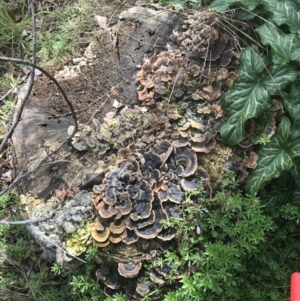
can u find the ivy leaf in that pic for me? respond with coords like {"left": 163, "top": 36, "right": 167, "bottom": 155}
{"left": 246, "top": 117, "right": 300, "bottom": 193}
{"left": 262, "top": 0, "right": 300, "bottom": 33}
{"left": 255, "top": 23, "right": 300, "bottom": 64}
{"left": 220, "top": 48, "right": 296, "bottom": 145}
{"left": 260, "top": 170, "right": 300, "bottom": 205}
{"left": 209, "top": 0, "right": 260, "bottom": 12}
{"left": 235, "top": 6, "right": 265, "bottom": 20}
{"left": 284, "top": 84, "right": 300, "bottom": 126}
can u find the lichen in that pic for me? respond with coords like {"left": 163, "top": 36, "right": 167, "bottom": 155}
{"left": 66, "top": 222, "right": 92, "bottom": 256}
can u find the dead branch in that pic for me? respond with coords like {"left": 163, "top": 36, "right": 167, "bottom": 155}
{"left": 0, "top": 2, "right": 37, "bottom": 154}
{"left": 0, "top": 215, "right": 53, "bottom": 226}
{"left": 0, "top": 87, "right": 15, "bottom": 102}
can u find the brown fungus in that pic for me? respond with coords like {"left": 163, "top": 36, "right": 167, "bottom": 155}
{"left": 118, "top": 262, "right": 142, "bottom": 278}
{"left": 129, "top": 180, "right": 153, "bottom": 221}
{"left": 109, "top": 235, "right": 122, "bottom": 244}
{"left": 115, "top": 194, "right": 133, "bottom": 216}
{"left": 121, "top": 229, "right": 139, "bottom": 245}
{"left": 137, "top": 86, "right": 150, "bottom": 101}
{"left": 98, "top": 201, "right": 118, "bottom": 219}
{"left": 157, "top": 227, "right": 177, "bottom": 241}
{"left": 173, "top": 147, "right": 198, "bottom": 177}
{"left": 93, "top": 239, "right": 110, "bottom": 248}
{"left": 134, "top": 197, "right": 167, "bottom": 239}
{"left": 94, "top": 217, "right": 105, "bottom": 231}
{"left": 103, "top": 286, "right": 119, "bottom": 297}
{"left": 153, "top": 140, "right": 172, "bottom": 156}
{"left": 110, "top": 219, "right": 126, "bottom": 235}
{"left": 246, "top": 152, "right": 259, "bottom": 169}
{"left": 90, "top": 223, "right": 110, "bottom": 243}
{"left": 136, "top": 282, "right": 150, "bottom": 295}
{"left": 191, "top": 138, "right": 216, "bottom": 153}
{"left": 167, "top": 182, "right": 184, "bottom": 204}
{"left": 96, "top": 269, "right": 107, "bottom": 282}
{"left": 150, "top": 270, "right": 166, "bottom": 285}
{"left": 180, "top": 178, "right": 200, "bottom": 191}
{"left": 144, "top": 151, "right": 162, "bottom": 169}
{"left": 127, "top": 211, "right": 156, "bottom": 230}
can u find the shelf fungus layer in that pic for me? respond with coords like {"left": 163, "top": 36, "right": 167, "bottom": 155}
{"left": 89, "top": 140, "right": 212, "bottom": 297}
{"left": 62, "top": 8, "right": 256, "bottom": 300}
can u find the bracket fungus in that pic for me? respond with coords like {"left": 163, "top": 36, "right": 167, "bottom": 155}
{"left": 56, "top": 8, "right": 256, "bottom": 300}
{"left": 118, "top": 262, "right": 142, "bottom": 278}
{"left": 69, "top": 106, "right": 162, "bottom": 155}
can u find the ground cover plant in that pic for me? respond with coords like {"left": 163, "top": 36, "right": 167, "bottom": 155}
{"left": 1, "top": 0, "right": 300, "bottom": 300}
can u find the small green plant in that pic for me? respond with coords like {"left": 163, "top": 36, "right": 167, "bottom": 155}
{"left": 254, "top": 134, "right": 271, "bottom": 145}
{"left": 160, "top": 174, "right": 300, "bottom": 301}
{"left": 36, "top": 1, "right": 96, "bottom": 66}
{"left": 0, "top": 0, "right": 30, "bottom": 57}
{"left": 51, "top": 262, "right": 64, "bottom": 276}
{"left": 70, "top": 274, "right": 100, "bottom": 300}
{"left": 105, "top": 293, "right": 128, "bottom": 301}
{"left": 0, "top": 192, "right": 11, "bottom": 218}
{"left": 85, "top": 245, "right": 98, "bottom": 261}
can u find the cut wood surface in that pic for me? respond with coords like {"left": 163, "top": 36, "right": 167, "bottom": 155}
{"left": 11, "top": 7, "right": 182, "bottom": 200}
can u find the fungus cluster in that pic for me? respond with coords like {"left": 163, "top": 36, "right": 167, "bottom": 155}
{"left": 132, "top": 11, "right": 242, "bottom": 159}
{"left": 60, "top": 8, "right": 257, "bottom": 300}
{"left": 56, "top": 191, "right": 93, "bottom": 234}
{"left": 88, "top": 141, "right": 211, "bottom": 297}
{"left": 135, "top": 51, "right": 233, "bottom": 154}
{"left": 91, "top": 140, "right": 210, "bottom": 247}
{"left": 172, "top": 11, "right": 237, "bottom": 69}
{"left": 95, "top": 263, "right": 151, "bottom": 298}
{"left": 69, "top": 106, "right": 162, "bottom": 154}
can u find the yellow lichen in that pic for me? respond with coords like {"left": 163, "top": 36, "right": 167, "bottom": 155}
{"left": 66, "top": 222, "right": 92, "bottom": 256}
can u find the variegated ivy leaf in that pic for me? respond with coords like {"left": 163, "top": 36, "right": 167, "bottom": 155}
{"left": 255, "top": 23, "right": 300, "bottom": 64}
{"left": 283, "top": 84, "right": 300, "bottom": 126}
{"left": 246, "top": 117, "right": 300, "bottom": 193}
{"left": 209, "top": 0, "right": 260, "bottom": 12}
{"left": 220, "top": 47, "right": 296, "bottom": 145}
{"left": 262, "top": 0, "right": 300, "bottom": 33}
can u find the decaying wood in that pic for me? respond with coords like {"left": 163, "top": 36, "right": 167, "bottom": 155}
{"left": 11, "top": 7, "right": 183, "bottom": 200}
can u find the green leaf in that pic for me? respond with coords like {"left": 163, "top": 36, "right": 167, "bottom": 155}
{"left": 235, "top": 6, "right": 265, "bottom": 20}
{"left": 263, "top": 64, "right": 298, "bottom": 90}
{"left": 209, "top": 0, "right": 260, "bottom": 12}
{"left": 220, "top": 48, "right": 296, "bottom": 145}
{"left": 246, "top": 117, "right": 300, "bottom": 193}
{"left": 262, "top": 0, "right": 300, "bottom": 33}
{"left": 209, "top": 0, "right": 238, "bottom": 12}
{"left": 284, "top": 84, "right": 300, "bottom": 126}
{"left": 255, "top": 23, "right": 300, "bottom": 64}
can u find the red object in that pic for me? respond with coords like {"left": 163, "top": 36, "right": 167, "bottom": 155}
{"left": 291, "top": 273, "right": 300, "bottom": 301}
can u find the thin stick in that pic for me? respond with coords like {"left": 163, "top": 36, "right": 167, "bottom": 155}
{"left": 0, "top": 87, "right": 15, "bottom": 102}
{"left": 0, "top": 216, "right": 52, "bottom": 226}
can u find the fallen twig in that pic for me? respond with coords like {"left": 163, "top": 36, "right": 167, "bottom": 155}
{"left": 0, "top": 87, "right": 15, "bottom": 102}
{"left": 0, "top": 2, "right": 37, "bottom": 154}
{"left": 0, "top": 215, "right": 53, "bottom": 226}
